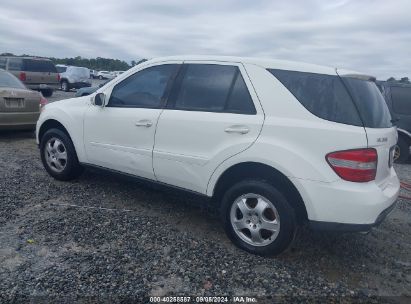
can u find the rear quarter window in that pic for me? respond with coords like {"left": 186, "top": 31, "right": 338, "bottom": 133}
{"left": 342, "top": 78, "right": 393, "bottom": 128}
{"left": 23, "top": 60, "right": 57, "bottom": 73}
{"left": 391, "top": 86, "right": 411, "bottom": 115}
{"left": 268, "top": 69, "right": 363, "bottom": 126}
{"left": 7, "top": 58, "right": 23, "bottom": 71}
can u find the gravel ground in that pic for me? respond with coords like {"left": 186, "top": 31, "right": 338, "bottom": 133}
{"left": 0, "top": 92, "right": 410, "bottom": 302}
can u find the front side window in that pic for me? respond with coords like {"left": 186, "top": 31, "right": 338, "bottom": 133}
{"left": 172, "top": 64, "right": 256, "bottom": 114}
{"left": 391, "top": 86, "right": 411, "bottom": 115}
{"left": 108, "top": 64, "right": 179, "bottom": 108}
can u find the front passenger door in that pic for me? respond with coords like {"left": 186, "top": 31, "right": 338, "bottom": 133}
{"left": 84, "top": 63, "right": 180, "bottom": 180}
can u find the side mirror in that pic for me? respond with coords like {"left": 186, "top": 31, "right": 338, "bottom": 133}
{"left": 94, "top": 92, "right": 105, "bottom": 107}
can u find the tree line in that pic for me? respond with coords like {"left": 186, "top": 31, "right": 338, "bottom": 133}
{"left": 386, "top": 76, "right": 410, "bottom": 84}
{"left": 0, "top": 53, "right": 147, "bottom": 71}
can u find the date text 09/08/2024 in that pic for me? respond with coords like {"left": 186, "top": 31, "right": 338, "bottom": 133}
{"left": 149, "top": 296, "right": 257, "bottom": 303}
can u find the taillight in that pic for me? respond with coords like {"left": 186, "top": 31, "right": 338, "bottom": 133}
{"left": 57, "top": 73, "right": 60, "bottom": 82}
{"left": 19, "top": 72, "right": 26, "bottom": 81}
{"left": 40, "top": 96, "right": 48, "bottom": 111}
{"left": 326, "top": 148, "right": 377, "bottom": 182}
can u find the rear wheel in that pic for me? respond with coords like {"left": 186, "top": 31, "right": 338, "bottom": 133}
{"left": 220, "top": 180, "right": 297, "bottom": 256}
{"left": 40, "top": 128, "right": 84, "bottom": 180}
{"left": 41, "top": 89, "right": 53, "bottom": 97}
{"left": 99, "top": 75, "right": 103, "bottom": 80}
{"left": 394, "top": 136, "right": 410, "bottom": 163}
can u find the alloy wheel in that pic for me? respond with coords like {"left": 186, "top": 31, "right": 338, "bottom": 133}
{"left": 230, "top": 193, "right": 280, "bottom": 247}
{"left": 44, "top": 137, "right": 67, "bottom": 173}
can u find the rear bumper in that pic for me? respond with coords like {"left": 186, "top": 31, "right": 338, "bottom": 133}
{"left": 27, "top": 84, "right": 59, "bottom": 91}
{"left": 309, "top": 201, "right": 397, "bottom": 232}
{"left": 0, "top": 112, "right": 39, "bottom": 129}
{"left": 291, "top": 167, "right": 400, "bottom": 227}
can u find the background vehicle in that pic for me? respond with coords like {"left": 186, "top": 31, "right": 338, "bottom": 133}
{"left": 75, "top": 81, "right": 109, "bottom": 97}
{"left": 0, "top": 56, "right": 59, "bottom": 97}
{"left": 0, "top": 69, "right": 47, "bottom": 130}
{"left": 378, "top": 81, "right": 411, "bottom": 162}
{"left": 56, "top": 65, "right": 92, "bottom": 92}
{"left": 114, "top": 71, "right": 125, "bottom": 77}
{"left": 96, "top": 71, "right": 115, "bottom": 80}
{"left": 89, "top": 69, "right": 98, "bottom": 79}
{"left": 36, "top": 56, "right": 399, "bottom": 256}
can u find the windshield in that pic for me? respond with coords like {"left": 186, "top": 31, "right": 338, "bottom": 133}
{"left": 342, "top": 77, "right": 393, "bottom": 128}
{"left": 0, "top": 70, "right": 26, "bottom": 89}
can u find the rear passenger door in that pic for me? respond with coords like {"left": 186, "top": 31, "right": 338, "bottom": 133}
{"left": 153, "top": 61, "right": 264, "bottom": 194}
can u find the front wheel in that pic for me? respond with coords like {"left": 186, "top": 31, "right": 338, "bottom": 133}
{"left": 40, "top": 128, "right": 84, "bottom": 181}
{"left": 220, "top": 180, "right": 297, "bottom": 256}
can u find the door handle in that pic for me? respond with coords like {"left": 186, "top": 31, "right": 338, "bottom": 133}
{"left": 224, "top": 126, "right": 250, "bottom": 134}
{"left": 135, "top": 120, "right": 153, "bottom": 127}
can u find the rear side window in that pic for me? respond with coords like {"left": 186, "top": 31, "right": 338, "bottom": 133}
{"left": 172, "top": 64, "right": 256, "bottom": 114}
{"left": 391, "top": 86, "right": 411, "bottom": 115}
{"left": 0, "top": 70, "right": 25, "bottom": 89}
{"left": 23, "top": 59, "right": 57, "bottom": 73}
{"left": 0, "top": 57, "right": 6, "bottom": 69}
{"left": 108, "top": 64, "right": 178, "bottom": 108}
{"left": 56, "top": 66, "right": 67, "bottom": 73}
{"left": 269, "top": 69, "right": 363, "bottom": 126}
{"left": 7, "top": 58, "right": 23, "bottom": 71}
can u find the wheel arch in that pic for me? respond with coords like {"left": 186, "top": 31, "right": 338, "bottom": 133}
{"left": 38, "top": 119, "right": 70, "bottom": 141}
{"left": 211, "top": 162, "right": 308, "bottom": 224}
{"left": 397, "top": 128, "right": 411, "bottom": 143}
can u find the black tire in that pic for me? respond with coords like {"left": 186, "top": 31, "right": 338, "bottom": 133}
{"left": 99, "top": 75, "right": 103, "bottom": 80}
{"left": 220, "top": 179, "right": 297, "bottom": 256}
{"left": 40, "top": 128, "right": 84, "bottom": 181}
{"left": 395, "top": 136, "right": 410, "bottom": 163}
{"left": 61, "top": 80, "right": 70, "bottom": 92}
{"left": 41, "top": 89, "right": 53, "bottom": 97}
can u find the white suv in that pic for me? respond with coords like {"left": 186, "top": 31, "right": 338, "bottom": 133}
{"left": 36, "top": 56, "right": 400, "bottom": 256}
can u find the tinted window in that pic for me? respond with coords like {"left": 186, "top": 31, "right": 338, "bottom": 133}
{"left": 108, "top": 64, "right": 178, "bottom": 108}
{"left": 174, "top": 64, "right": 237, "bottom": 112}
{"left": 23, "top": 59, "right": 57, "bottom": 73}
{"left": 391, "top": 86, "right": 411, "bottom": 115}
{"left": 225, "top": 72, "right": 256, "bottom": 114}
{"left": 343, "top": 78, "right": 392, "bottom": 128}
{"left": 0, "top": 57, "right": 6, "bottom": 69}
{"left": 56, "top": 66, "right": 67, "bottom": 73}
{"left": 8, "top": 58, "right": 23, "bottom": 71}
{"left": 0, "top": 70, "right": 25, "bottom": 89}
{"left": 269, "top": 69, "right": 363, "bottom": 126}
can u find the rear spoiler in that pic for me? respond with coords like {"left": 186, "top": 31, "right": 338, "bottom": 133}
{"left": 335, "top": 68, "right": 376, "bottom": 82}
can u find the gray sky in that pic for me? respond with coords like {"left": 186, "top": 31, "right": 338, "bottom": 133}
{"left": 1, "top": 0, "right": 410, "bottom": 80}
